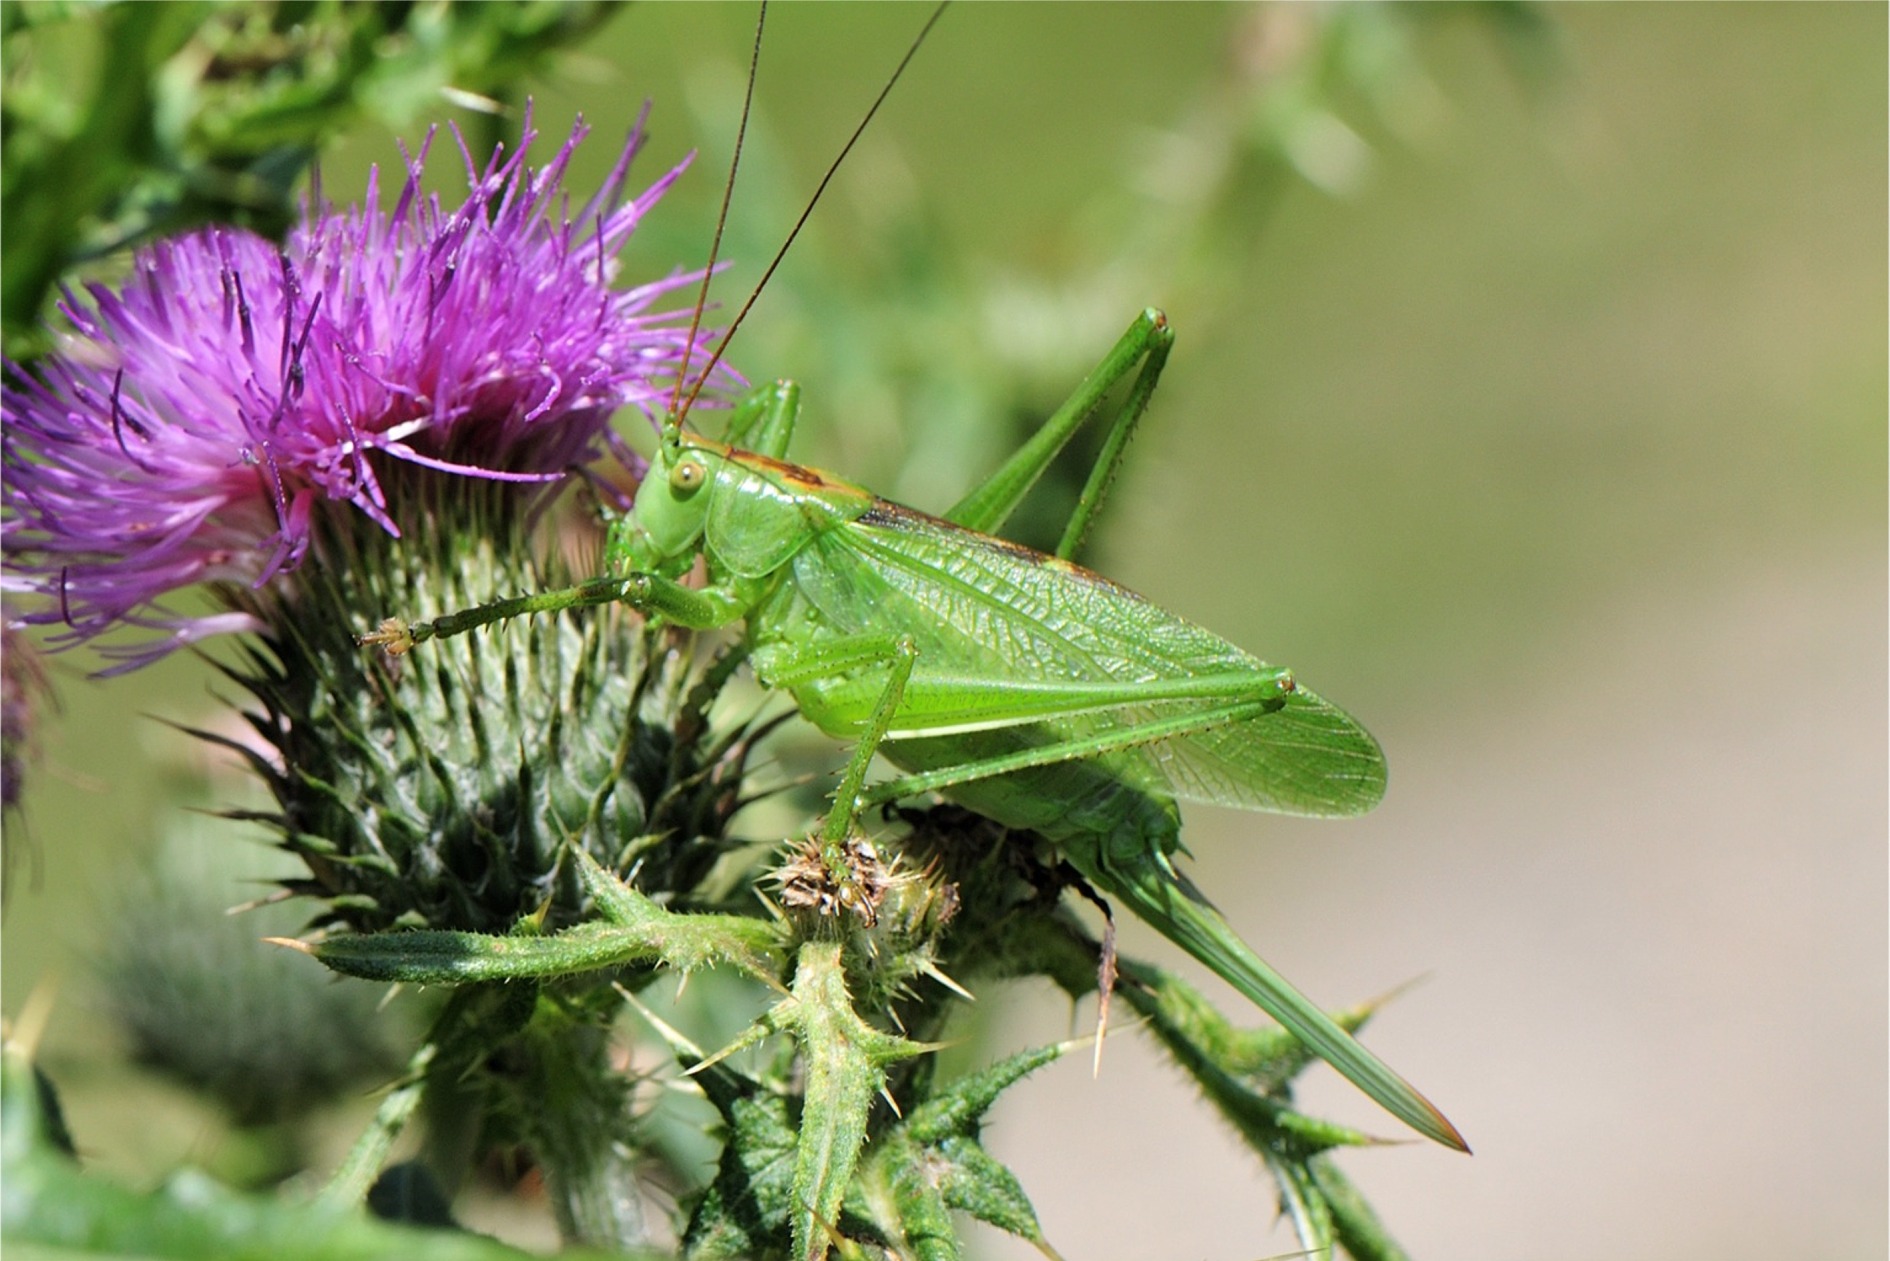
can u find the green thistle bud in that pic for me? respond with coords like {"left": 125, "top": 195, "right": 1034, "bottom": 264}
{"left": 225, "top": 477, "right": 762, "bottom": 939}
{"left": 97, "top": 814, "right": 407, "bottom": 1140}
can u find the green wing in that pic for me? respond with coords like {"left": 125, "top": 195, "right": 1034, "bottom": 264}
{"left": 784, "top": 503, "right": 1385, "bottom": 818}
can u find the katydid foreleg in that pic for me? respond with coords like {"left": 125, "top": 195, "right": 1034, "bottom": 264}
{"left": 363, "top": 568, "right": 745, "bottom": 653}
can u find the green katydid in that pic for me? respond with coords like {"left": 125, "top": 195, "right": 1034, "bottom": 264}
{"left": 365, "top": 302, "right": 1466, "bottom": 1152}
{"left": 366, "top": 2, "right": 1463, "bottom": 1153}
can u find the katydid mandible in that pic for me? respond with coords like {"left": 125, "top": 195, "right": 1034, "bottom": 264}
{"left": 368, "top": 307, "right": 1467, "bottom": 1153}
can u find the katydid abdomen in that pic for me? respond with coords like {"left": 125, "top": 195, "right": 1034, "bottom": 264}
{"left": 762, "top": 496, "right": 1386, "bottom": 822}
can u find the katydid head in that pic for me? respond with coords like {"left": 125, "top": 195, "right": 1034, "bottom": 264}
{"left": 609, "top": 435, "right": 723, "bottom": 577}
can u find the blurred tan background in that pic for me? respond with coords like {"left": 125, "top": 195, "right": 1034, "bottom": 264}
{"left": 6, "top": 5, "right": 1883, "bottom": 1259}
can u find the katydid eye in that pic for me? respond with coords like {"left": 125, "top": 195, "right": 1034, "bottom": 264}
{"left": 670, "top": 458, "right": 707, "bottom": 494}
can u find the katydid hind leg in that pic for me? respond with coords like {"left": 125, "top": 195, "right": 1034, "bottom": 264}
{"left": 858, "top": 695, "right": 1284, "bottom": 811}
{"left": 760, "top": 627, "right": 1295, "bottom": 810}
{"left": 944, "top": 308, "right": 1173, "bottom": 555}
{"left": 1054, "top": 311, "right": 1173, "bottom": 560}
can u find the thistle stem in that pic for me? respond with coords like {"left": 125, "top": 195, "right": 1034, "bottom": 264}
{"left": 515, "top": 1021, "right": 649, "bottom": 1250}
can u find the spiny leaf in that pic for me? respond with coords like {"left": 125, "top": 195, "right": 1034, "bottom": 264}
{"left": 936, "top": 1135, "right": 1061, "bottom": 1257}
{"left": 1314, "top": 1156, "right": 1414, "bottom": 1261}
{"left": 272, "top": 898, "right": 783, "bottom": 986}
{"left": 318, "top": 1041, "right": 437, "bottom": 1210}
{"left": 682, "top": 1060, "right": 800, "bottom": 1260}
{"left": 1270, "top": 1151, "right": 1337, "bottom": 1257}
{"left": 1114, "top": 958, "right": 1424, "bottom": 1259}
{"left": 1123, "top": 958, "right": 1381, "bottom": 1157}
{"left": 858, "top": 1044, "right": 1070, "bottom": 1260}
{"left": 860, "top": 1132, "right": 957, "bottom": 1261}
{"left": 1063, "top": 834, "right": 1465, "bottom": 1151}
{"left": 783, "top": 940, "right": 928, "bottom": 1261}
{"left": 1121, "top": 953, "right": 1384, "bottom": 1090}
{"left": 902, "top": 1042, "right": 1066, "bottom": 1145}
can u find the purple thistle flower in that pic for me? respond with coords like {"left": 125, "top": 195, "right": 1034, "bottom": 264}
{"left": 3, "top": 113, "right": 723, "bottom": 671}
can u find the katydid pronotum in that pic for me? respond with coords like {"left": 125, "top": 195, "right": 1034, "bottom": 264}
{"left": 366, "top": 13, "right": 1466, "bottom": 1155}
{"left": 367, "top": 304, "right": 1464, "bottom": 1151}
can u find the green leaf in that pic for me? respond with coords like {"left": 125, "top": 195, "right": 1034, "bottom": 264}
{"left": 858, "top": 1132, "right": 957, "bottom": 1261}
{"left": 1314, "top": 1157, "right": 1414, "bottom": 1261}
{"left": 682, "top": 1062, "right": 800, "bottom": 1260}
{"left": 1, "top": 1035, "right": 637, "bottom": 1261}
{"left": 930, "top": 1136, "right": 1055, "bottom": 1255}
{"left": 1114, "top": 958, "right": 1425, "bottom": 1259}
{"left": 1121, "top": 952, "right": 1320, "bottom": 1089}
{"left": 779, "top": 941, "right": 928, "bottom": 1261}
{"left": 901, "top": 1042, "right": 1065, "bottom": 1146}
{"left": 1268, "top": 1151, "right": 1337, "bottom": 1257}
{"left": 317, "top": 1042, "right": 436, "bottom": 1210}
{"left": 860, "top": 1043, "right": 1069, "bottom": 1260}
{"left": 277, "top": 892, "right": 783, "bottom": 986}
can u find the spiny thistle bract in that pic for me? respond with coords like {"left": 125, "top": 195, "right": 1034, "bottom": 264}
{"left": 224, "top": 484, "right": 765, "bottom": 938}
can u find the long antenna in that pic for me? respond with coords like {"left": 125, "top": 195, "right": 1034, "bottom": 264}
{"left": 667, "top": 2, "right": 770, "bottom": 451}
{"left": 672, "top": 1, "right": 950, "bottom": 431}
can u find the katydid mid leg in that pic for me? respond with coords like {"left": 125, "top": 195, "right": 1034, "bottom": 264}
{"left": 756, "top": 630, "right": 923, "bottom": 886}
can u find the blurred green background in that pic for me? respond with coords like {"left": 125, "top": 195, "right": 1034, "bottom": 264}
{"left": 5, "top": 4, "right": 1883, "bottom": 1258}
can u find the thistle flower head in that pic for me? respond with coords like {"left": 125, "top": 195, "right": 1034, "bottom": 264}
{"left": 3, "top": 113, "right": 717, "bottom": 671}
